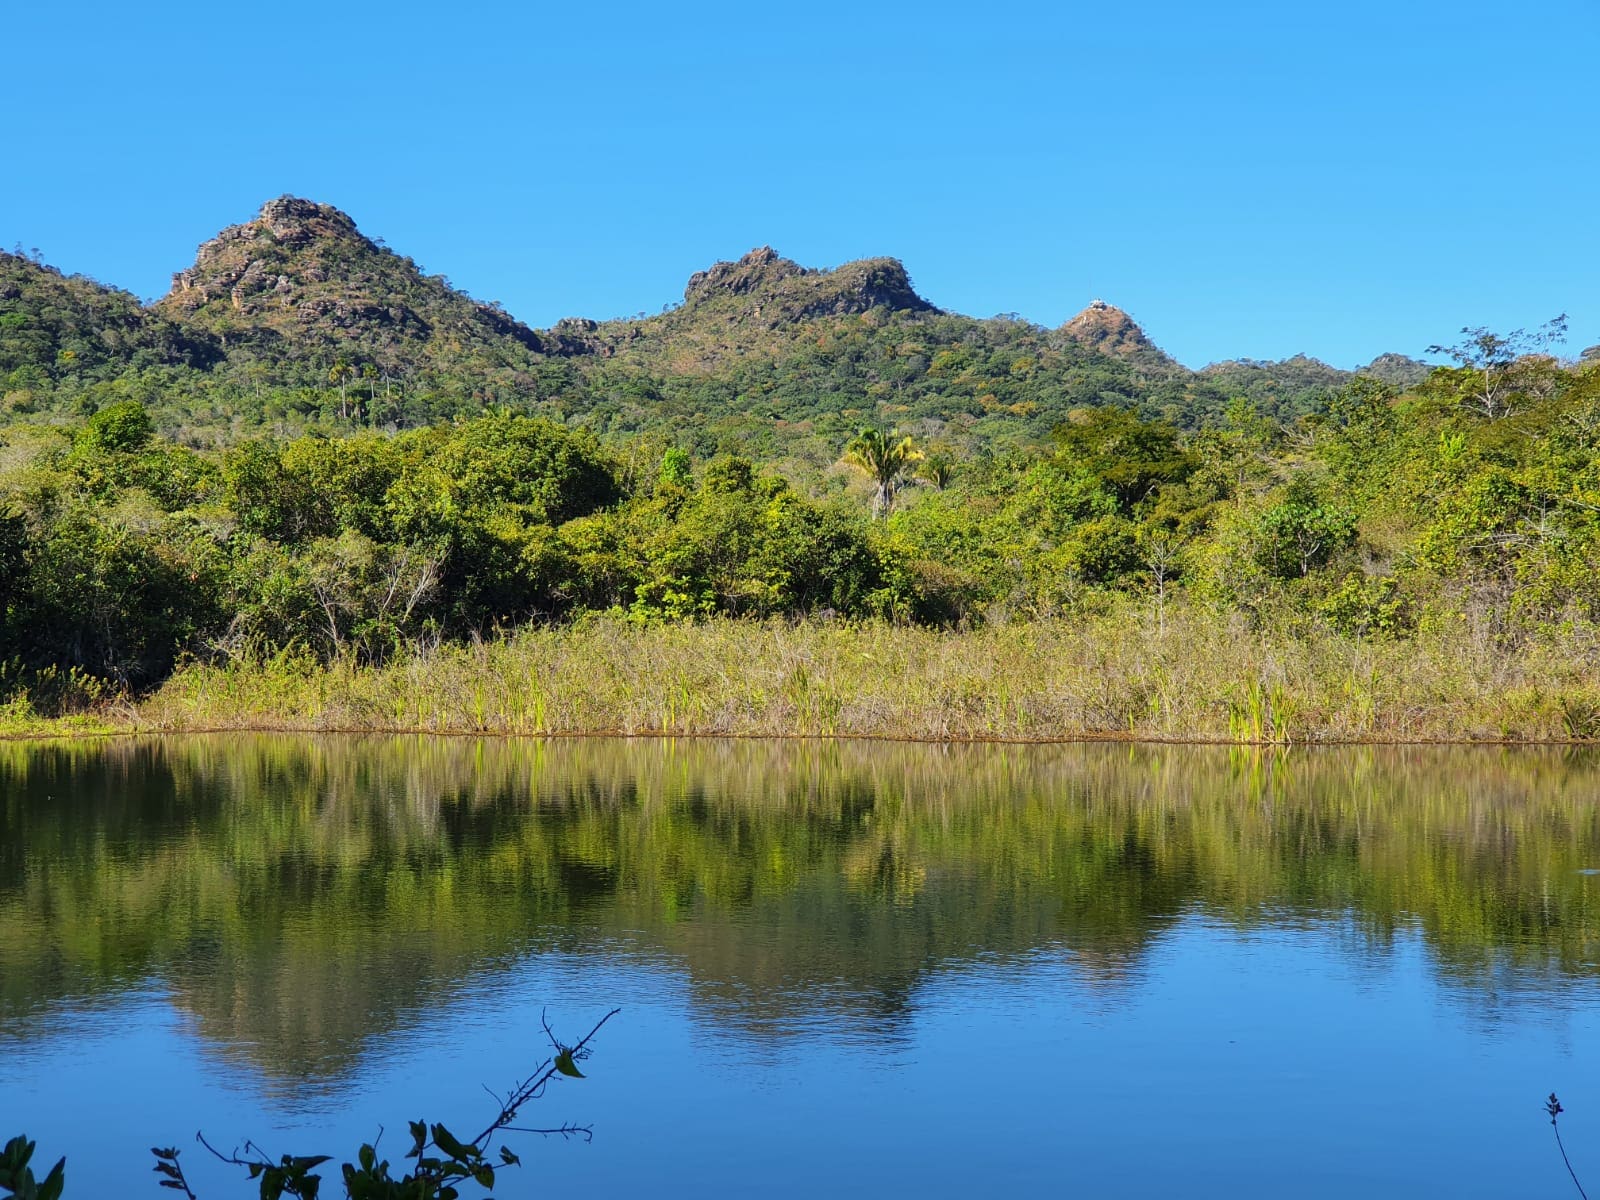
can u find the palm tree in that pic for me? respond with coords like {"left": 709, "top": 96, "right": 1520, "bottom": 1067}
{"left": 328, "top": 360, "right": 354, "bottom": 420}
{"left": 916, "top": 453, "right": 954, "bottom": 491}
{"left": 843, "top": 427, "right": 923, "bottom": 519}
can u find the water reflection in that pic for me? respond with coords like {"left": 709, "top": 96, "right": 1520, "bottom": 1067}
{"left": 3, "top": 736, "right": 1598, "bottom": 1084}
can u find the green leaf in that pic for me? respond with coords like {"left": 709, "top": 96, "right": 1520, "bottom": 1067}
{"left": 290, "top": 1155, "right": 332, "bottom": 1171}
{"left": 554, "top": 1050, "right": 584, "bottom": 1078}
{"left": 498, "top": 1146, "right": 520, "bottom": 1167}
{"left": 37, "top": 1158, "right": 65, "bottom": 1200}
{"left": 4, "top": 1135, "right": 33, "bottom": 1169}
{"left": 471, "top": 1163, "right": 495, "bottom": 1189}
{"left": 408, "top": 1120, "right": 427, "bottom": 1158}
{"left": 430, "top": 1124, "right": 477, "bottom": 1161}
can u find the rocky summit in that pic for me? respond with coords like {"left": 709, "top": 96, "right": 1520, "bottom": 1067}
{"left": 681, "top": 246, "right": 935, "bottom": 321}
{"left": 1059, "top": 299, "right": 1177, "bottom": 372}
{"left": 154, "top": 196, "right": 550, "bottom": 370}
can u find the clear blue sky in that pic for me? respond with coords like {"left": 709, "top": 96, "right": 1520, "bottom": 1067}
{"left": 4, "top": 0, "right": 1595, "bottom": 368}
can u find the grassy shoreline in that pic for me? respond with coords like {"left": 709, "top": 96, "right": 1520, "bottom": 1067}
{"left": 11, "top": 606, "right": 1600, "bottom": 745}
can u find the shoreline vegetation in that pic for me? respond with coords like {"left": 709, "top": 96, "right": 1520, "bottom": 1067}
{"left": 9, "top": 606, "right": 1600, "bottom": 744}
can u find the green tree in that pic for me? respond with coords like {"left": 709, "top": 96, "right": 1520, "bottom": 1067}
{"left": 1052, "top": 407, "right": 1192, "bottom": 511}
{"left": 1317, "top": 377, "right": 1399, "bottom": 489}
{"left": 329, "top": 360, "right": 354, "bottom": 420}
{"left": 659, "top": 447, "right": 693, "bottom": 490}
{"left": 1255, "top": 478, "right": 1356, "bottom": 579}
{"left": 1426, "top": 315, "right": 1568, "bottom": 420}
{"left": 79, "top": 399, "right": 152, "bottom": 453}
{"left": 361, "top": 363, "right": 379, "bottom": 424}
{"left": 842, "top": 428, "right": 923, "bottom": 519}
{"left": 916, "top": 453, "right": 954, "bottom": 491}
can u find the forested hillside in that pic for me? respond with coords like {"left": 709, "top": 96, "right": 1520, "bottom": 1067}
{"left": 1, "top": 197, "right": 1595, "bottom": 729}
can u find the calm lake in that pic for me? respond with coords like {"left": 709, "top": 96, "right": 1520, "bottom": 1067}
{"left": 3, "top": 736, "right": 1599, "bottom": 1197}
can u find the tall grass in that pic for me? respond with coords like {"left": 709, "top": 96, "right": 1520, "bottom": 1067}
{"left": 126, "top": 603, "right": 1600, "bottom": 743}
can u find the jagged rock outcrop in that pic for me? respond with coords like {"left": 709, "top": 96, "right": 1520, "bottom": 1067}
{"left": 683, "top": 246, "right": 803, "bottom": 302}
{"left": 679, "top": 246, "right": 935, "bottom": 324}
{"left": 1059, "top": 300, "right": 1177, "bottom": 371}
{"left": 156, "top": 196, "right": 552, "bottom": 370}
{"left": 570, "top": 246, "right": 938, "bottom": 372}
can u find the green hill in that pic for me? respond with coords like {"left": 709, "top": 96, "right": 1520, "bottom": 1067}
{"left": 0, "top": 251, "right": 218, "bottom": 411}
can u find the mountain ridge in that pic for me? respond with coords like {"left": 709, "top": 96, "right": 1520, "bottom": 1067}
{"left": 3, "top": 195, "right": 1440, "bottom": 439}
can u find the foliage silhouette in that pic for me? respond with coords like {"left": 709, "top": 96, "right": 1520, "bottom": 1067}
{"left": 4, "top": 1011, "right": 615, "bottom": 1199}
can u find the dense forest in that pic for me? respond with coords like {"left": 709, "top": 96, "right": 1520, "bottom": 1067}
{"left": 2, "top": 197, "right": 1597, "bottom": 721}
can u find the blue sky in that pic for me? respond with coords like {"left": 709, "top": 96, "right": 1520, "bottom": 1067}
{"left": 3, "top": 0, "right": 1595, "bottom": 368}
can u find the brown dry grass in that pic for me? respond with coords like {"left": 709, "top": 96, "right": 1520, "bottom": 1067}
{"left": 123, "top": 605, "right": 1600, "bottom": 744}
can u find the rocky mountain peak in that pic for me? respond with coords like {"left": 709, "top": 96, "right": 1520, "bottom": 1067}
{"left": 828, "top": 256, "right": 932, "bottom": 315}
{"left": 153, "top": 196, "right": 549, "bottom": 364}
{"left": 256, "top": 196, "right": 359, "bottom": 242}
{"left": 683, "top": 247, "right": 806, "bottom": 304}
{"left": 1059, "top": 300, "right": 1174, "bottom": 368}
{"left": 680, "top": 247, "right": 934, "bottom": 321}
{"left": 162, "top": 197, "right": 376, "bottom": 305}
{"left": 1359, "top": 352, "right": 1433, "bottom": 388}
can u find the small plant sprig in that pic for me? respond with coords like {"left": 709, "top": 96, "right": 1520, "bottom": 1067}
{"left": 167, "top": 1007, "right": 619, "bottom": 1200}
{"left": 1549, "top": 1093, "right": 1590, "bottom": 1200}
{"left": 151, "top": 1144, "right": 198, "bottom": 1197}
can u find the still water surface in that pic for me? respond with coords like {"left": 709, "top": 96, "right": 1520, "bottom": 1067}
{"left": 3, "top": 737, "right": 1599, "bottom": 1196}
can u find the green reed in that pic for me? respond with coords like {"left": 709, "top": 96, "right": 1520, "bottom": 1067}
{"left": 96, "top": 602, "right": 1600, "bottom": 744}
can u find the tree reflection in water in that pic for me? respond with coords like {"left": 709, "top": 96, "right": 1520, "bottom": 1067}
{"left": 3, "top": 736, "right": 1598, "bottom": 1087}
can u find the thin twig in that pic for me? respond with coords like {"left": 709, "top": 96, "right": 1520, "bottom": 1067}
{"left": 1549, "top": 1094, "right": 1589, "bottom": 1200}
{"left": 195, "top": 1130, "right": 245, "bottom": 1167}
{"left": 501, "top": 1124, "right": 594, "bottom": 1142}
{"left": 468, "top": 1007, "right": 620, "bottom": 1150}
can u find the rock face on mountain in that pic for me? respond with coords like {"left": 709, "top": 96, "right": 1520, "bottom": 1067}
{"left": 681, "top": 247, "right": 935, "bottom": 322}
{"left": 1059, "top": 300, "right": 1177, "bottom": 372}
{"left": 156, "top": 196, "right": 550, "bottom": 370}
{"left": 570, "top": 246, "right": 939, "bottom": 372}
{"left": 682, "top": 246, "right": 803, "bottom": 302}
